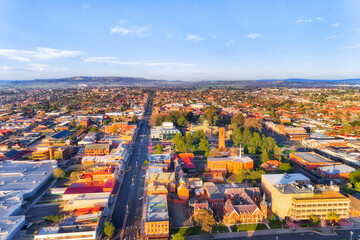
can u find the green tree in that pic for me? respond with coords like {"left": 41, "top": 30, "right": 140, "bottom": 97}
{"left": 241, "top": 127, "right": 252, "bottom": 145}
{"left": 269, "top": 214, "right": 276, "bottom": 222}
{"left": 231, "top": 113, "right": 244, "bottom": 128}
{"left": 153, "top": 144, "right": 164, "bottom": 154}
{"left": 103, "top": 221, "right": 115, "bottom": 237}
{"left": 70, "top": 171, "right": 82, "bottom": 180}
{"left": 193, "top": 130, "right": 206, "bottom": 144}
{"left": 274, "top": 146, "right": 283, "bottom": 160}
{"left": 231, "top": 127, "right": 242, "bottom": 146}
{"left": 309, "top": 215, "right": 320, "bottom": 225}
{"left": 349, "top": 169, "right": 360, "bottom": 186}
{"left": 89, "top": 126, "right": 98, "bottom": 132}
{"left": 177, "top": 116, "right": 188, "bottom": 128}
{"left": 198, "top": 138, "right": 210, "bottom": 157}
{"left": 261, "top": 150, "right": 270, "bottom": 163}
{"left": 172, "top": 233, "right": 185, "bottom": 240}
{"left": 327, "top": 212, "right": 339, "bottom": 224}
{"left": 193, "top": 208, "right": 216, "bottom": 233}
{"left": 53, "top": 168, "right": 65, "bottom": 178}
{"left": 279, "top": 163, "right": 293, "bottom": 173}
{"left": 131, "top": 115, "right": 138, "bottom": 123}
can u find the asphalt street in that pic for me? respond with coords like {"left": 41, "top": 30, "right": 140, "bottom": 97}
{"left": 111, "top": 97, "right": 152, "bottom": 240}
{"left": 228, "top": 229, "right": 360, "bottom": 240}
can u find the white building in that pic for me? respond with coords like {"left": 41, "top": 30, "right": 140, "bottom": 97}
{"left": 151, "top": 122, "right": 181, "bottom": 140}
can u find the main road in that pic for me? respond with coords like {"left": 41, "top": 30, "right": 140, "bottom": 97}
{"left": 111, "top": 95, "right": 153, "bottom": 240}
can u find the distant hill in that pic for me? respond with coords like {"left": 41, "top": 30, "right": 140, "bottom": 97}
{"left": 1, "top": 76, "right": 360, "bottom": 88}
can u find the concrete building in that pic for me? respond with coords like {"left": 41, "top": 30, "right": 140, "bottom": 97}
{"left": 261, "top": 173, "right": 350, "bottom": 221}
{"left": 317, "top": 164, "right": 356, "bottom": 181}
{"left": 150, "top": 122, "right": 180, "bottom": 141}
{"left": 84, "top": 144, "right": 110, "bottom": 156}
{"left": 0, "top": 160, "right": 56, "bottom": 239}
{"left": 0, "top": 215, "right": 25, "bottom": 240}
{"left": 289, "top": 152, "right": 337, "bottom": 171}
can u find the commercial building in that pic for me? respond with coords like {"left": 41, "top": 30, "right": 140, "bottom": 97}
{"left": 148, "top": 172, "right": 176, "bottom": 192}
{"left": 84, "top": 143, "right": 111, "bottom": 156}
{"left": 34, "top": 213, "right": 100, "bottom": 240}
{"left": 0, "top": 160, "right": 56, "bottom": 239}
{"left": 261, "top": 173, "right": 350, "bottom": 221}
{"left": 42, "top": 130, "right": 73, "bottom": 146}
{"left": 142, "top": 194, "right": 169, "bottom": 239}
{"left": 0, "top": 215, "right": 25, "bottom": 240}
{"left": 32, "top": 146, "right": 73, "bottom": 160}
{"left": 150, "top": 122, "right": 181, "bottom": 141}
{"left": 104, "top": 122, "right": 136, "bottom": 134}
{"left": 207, "top": 155, "right": 253, "bottom": 173}
{"left": 289, "top": 152, "right": 337, "bottom": 171}
{"left": 317, "top": 164, "right": 356, "bottom": 181}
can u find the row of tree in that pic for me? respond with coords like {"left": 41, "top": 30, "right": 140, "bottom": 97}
{"left": 173, "top": 131, "right": 210, "bottom": 157}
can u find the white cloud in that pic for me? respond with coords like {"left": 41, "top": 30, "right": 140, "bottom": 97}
{"left": 225, "top": 40, "right": 235, "bottom": 46}
{"left": 1, "top": 63, "right": 49, "bottom": 72}
{"left": 83, "top": 56, "right": 194, "bottom": 67}
{"left": 110, "top": 27, "right": 130, "bottom": 35}
{"left": 110, "top": 21, "right": 151, "bottom": 37}
{"left": 211, "top": 34, "right": 218, "bottom": 39}
{"left": 0, "top": 47, "right": 82, "bottom": 62}
{"left": 326, "top": 35, "right": 337, "bottom": 39}
{"left": 186, "top": 34, "right": 205, "bottom": 42}
{"left": 245, "top": 33, "right": 263, "bottom": 39}
{"left": 295, "top": 18, "right": 312, "bottom": 23}
{"left": 82, "top": 4, "right": 89, "bottom": 9}
{"left": 331, "top": 23, "right": 340, "bottom": 27}
{"left": 166, "top": 33, "right": 173, "bottom": 38}
{"left": 316, "top": 17, "right": 326, "bottom": 22}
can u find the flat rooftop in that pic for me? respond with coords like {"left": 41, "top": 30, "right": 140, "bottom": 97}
{"left": 0, "top": 160, "right": 57, "bottom": 195}
{"left": 262, "top": 173, "right": 310, "bottom": 186}
{"left": 146, "top": 194, "right": 168, "bottom": 222}
{"left": 292, "top": 152, "right": 334, "bottom": 164}
{"left": 318, "top": 164, "right": 356, "bottom": 174}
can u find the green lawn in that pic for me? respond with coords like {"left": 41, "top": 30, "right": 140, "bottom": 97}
{"left": 170, "top": 226, "right": 203, "bottom": 236}
{"left": 268, "top": 220, "right": 288, "bottom": 229}
{"left": 231, "top": 223, "right": 268, "bottom": 232}
{"left": 213, "top": 224, "right": 229, "bottom": 233}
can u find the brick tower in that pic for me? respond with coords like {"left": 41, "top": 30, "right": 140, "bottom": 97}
{"left": 218, "top": 127, "right": 226, "bottom": 151}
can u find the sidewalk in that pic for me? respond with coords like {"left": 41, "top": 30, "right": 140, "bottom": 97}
{"left": 185, "top": 224, "right": 360, "bottom": 240}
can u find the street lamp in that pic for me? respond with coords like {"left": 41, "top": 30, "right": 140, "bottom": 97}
{"left": 350, "top": 231, "right": 353, "bottom": 240}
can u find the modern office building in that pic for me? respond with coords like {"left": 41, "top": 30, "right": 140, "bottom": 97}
{"left": 261, "top": 173, "right": 350, "bottom": 221}
{"left": 150, "top": 122, "right": 181, "bottom": 140}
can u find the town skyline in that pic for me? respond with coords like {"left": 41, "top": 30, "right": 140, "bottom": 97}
{"left": 1, "top": 0, "right": 360, "bottom": 81}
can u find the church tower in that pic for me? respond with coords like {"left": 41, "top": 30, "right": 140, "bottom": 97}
{"left": 260, "top": 193, "right": 268, "bottom": 220}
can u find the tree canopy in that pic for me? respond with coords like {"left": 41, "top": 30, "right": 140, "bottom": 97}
{"left": 193, "top": 208, "right": 216, "bottom": 233}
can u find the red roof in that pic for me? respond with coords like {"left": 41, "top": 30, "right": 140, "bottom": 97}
{"left": 178, "top": 153, "right": 195, "bottom": 169}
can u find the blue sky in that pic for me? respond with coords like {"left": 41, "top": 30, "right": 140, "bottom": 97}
{"left": 0, "top": 0, "right": 360, "bottom": 81}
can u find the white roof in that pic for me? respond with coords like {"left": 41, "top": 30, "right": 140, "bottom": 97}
{"left": 262, "top": 173, "right": 310, "bottom": 185}
{"left": 318, "top": 164, "right": 356, "bottom": 174}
